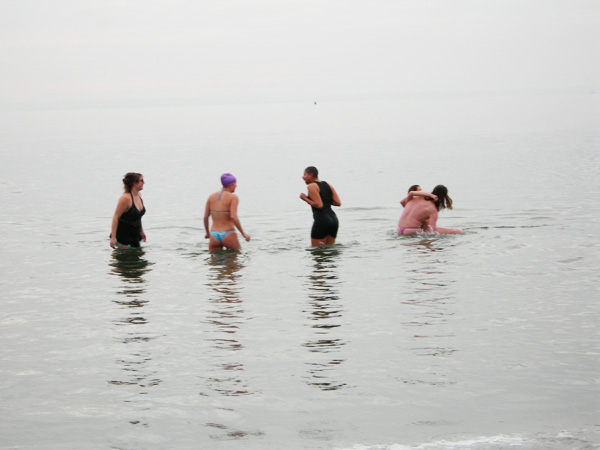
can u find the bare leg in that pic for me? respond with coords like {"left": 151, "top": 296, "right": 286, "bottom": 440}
{"left": 435, "top": 227, "right": 463, "bottom": 234}
{"left": 221, "top": 232, "right": 242, "bottom": 251}
{"left": 311, "top": 236, "right": 336, "bottom": 246}
{"left": 208, "top": 235, "right": 223, "bottom": 252}
{"left": 398, "top": 228, "right": 421, "bottom": 235}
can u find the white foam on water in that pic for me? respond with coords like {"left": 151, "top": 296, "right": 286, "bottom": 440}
{"left": 339, "top": 434, "right": 530, "bottom": 450}
{"left": 338, "top": 430, "right": 600, "bottom": 450}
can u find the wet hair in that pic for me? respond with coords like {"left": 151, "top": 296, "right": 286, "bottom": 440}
{"left": 122, "top": 172, "right": 142, "bottom": 193}
{"left": 431, "top": 185, "right": 453, "bottom": 211}
{"left": 408, "top": 184, "right": 420, "bottom": 193}
{"left": 305, "top": 166, "right": 319, "bottom": 178}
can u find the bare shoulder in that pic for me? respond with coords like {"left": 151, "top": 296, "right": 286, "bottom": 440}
{"left": 119, "top": 193, "right": 133, "bottom": 204}
{"left": 307, "top": 182, "right": 320, "bottom": 192}
{"left": 215, "top": 191, "right": 238, "bottom": 206}
{"left": 207, "top": 191, "right": 221, "bottom": 201}
{"left": 422, "top": 201, "right": 435, "bottom": 212}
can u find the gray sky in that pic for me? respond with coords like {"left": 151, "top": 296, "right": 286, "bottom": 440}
{"left": 1, "top": 0, "right": 598, "bottom": 109}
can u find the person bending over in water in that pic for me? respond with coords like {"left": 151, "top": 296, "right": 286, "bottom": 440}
{"left": 204, "top": 173, "right": 250, "bottom": 252}
{"left": 300, "top": 166, "right": 341, "bottom": 246}
{"left": 110, "top": 172, "right": 146, "bottom": 249}
{"left": 398, "top": 184, "right": 462, "bottom": 235}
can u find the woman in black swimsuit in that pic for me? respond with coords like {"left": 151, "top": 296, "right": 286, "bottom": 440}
{"left": 300, "top": 166, "right": 341, "bottom": 246}
{"left": 110, "top": 172, "right": 146, "bottom": 249}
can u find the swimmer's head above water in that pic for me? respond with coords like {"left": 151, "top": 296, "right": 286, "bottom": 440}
{"left": 221, "top": 173, "right": 237, "bottom": 188}
{"left": 122, "top": 172, "right": 143, "bottom": 193}
{"left": 303, "top": 166, "right": 319, "bottom": 184}
{"left": 304, "top": 166, "right": 318, "bottom": 177}
{"left": 429, "top": 184, "right": 453, "bottom": 211}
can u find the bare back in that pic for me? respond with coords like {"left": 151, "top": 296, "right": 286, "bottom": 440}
{"left": 398, "top": 197, "right": 437, "bottom": 230}
{"left": 205, "top": 191, "right": 238, "bottom": 231}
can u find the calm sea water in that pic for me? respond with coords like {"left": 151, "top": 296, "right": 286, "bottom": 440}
{"left": 1, "top": 92, "right": 599, "bottom": 449}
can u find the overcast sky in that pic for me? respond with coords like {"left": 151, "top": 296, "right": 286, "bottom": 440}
{"left": 1, "top": 0, "right": 598, "bottom": 109}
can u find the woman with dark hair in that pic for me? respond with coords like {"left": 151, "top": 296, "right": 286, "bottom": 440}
{"left": 430, "top": 185, "right": 452, "bottom": 210}
{"left": 110, "top": 172, "right": 146, "bottom": 249}
{"left": 300, "top": 166, "right": 341, "bottom": 246}
{"left": 426, "top": 185, "right": 462, "bottom": 234}
{"left": 400, "top": 184, "right": 431, "bottom": 207}
{"left": 397, "top": 184, "right": 462, "bottom": 235}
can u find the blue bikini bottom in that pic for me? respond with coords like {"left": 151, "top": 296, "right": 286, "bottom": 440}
{"left": 211, "top": 230, "right": 235, "bottom": 242}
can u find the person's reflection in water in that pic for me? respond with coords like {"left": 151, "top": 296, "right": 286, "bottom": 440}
{"left": 398, "top": 236, "right": 458, "bottom": 387}
{"left": 303, "top": 246, "right": 347, "bottom": 391}
{"left": 108, "top": 248, "right": 160, "bottom": 401}
{"left": 202, "top": 251, "right": 251, "bottom": 397}
{"left": 109, "top": 248, "right": 151, "bottom": 307}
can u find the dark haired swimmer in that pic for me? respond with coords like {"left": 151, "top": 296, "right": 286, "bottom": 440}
{"left": 397, "top": 184, "right": 462, "bottom": 235}
{"left": 397, "top": 185, "right": 437, "bottom": 235}
{"left": 203, "top": 173, "right": 250, "bottom": 252}
{"left": 110, "top": 172, "right": 146, "bottom": 249}
{"left": 427, "top": 185, "right": 462, "bottom": 234}
{"left": 300, "top": 166, "right": 341, "bottom": 246}
{"left": 400, "top": 184, "right": 424, "bottom": 207}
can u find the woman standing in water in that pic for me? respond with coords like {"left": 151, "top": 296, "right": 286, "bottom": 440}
{"left": 300, "top": 166, "right": 341, "bottom": 246}
{"left": 203, "top": 173, "right": 250, "bottom": 252}
{"left": 397, "top": 184, "right": 462, "bottom": 235}
{"left": 110, "top": 172, "right": 146, "bottom": 249}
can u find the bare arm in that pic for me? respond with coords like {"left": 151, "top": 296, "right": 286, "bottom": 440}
{"left": 203, "top": 197, "right": 211, "bottom": 239}
{"left": 330, "top": 184, "right": 341, "bottom": 207}
{"left": 300, "top": 183, "right": 322, "bottom": 208}
{"left": 426, "top": 210, "right": 439, "bottom": 232}
{"left": 229, "top": 196, "right": 250, "bottom": 241}
{"left": 110, "top": 194, "right": 132, "bottom": 248}
{"left": 401, "top": 191, "right": 437, "bottom": 208}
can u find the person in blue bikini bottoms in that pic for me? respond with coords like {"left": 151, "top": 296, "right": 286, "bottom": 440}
{"left": 203, "top": 173, "right": 250, "bottom": 252}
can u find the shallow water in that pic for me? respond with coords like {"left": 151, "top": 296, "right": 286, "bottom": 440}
{"left": 1, "top": 92, "right": 599, "bottom": 449}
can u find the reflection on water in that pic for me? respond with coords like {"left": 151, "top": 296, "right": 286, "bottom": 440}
{"left": 202, "top": 251, "right": 250, "bottom": 397}
{"left": 398, "top": 237, "right": 458, "bottom": 387}
{"left": 303, "top": 246, "right": 347, "bottom": 391}
{"left": 107, "top": 249, "right": 160, "bottom": 393}
{"left": 109, "top": 248, "right": 152, "bottom": 307}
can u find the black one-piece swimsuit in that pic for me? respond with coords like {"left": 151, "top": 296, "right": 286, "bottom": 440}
{"left": 310, "top": 181, "right": 338, "bottom": 239}
{"left": 116, "top": 193, "right": 146, "bottom": 247}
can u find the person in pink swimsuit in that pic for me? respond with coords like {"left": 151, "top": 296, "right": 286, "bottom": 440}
{"left": 397, "top": 185, "right": 462, "bottom": 235}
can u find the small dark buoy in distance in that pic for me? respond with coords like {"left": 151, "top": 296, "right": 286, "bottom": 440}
{"left": 314, "top": 101, "right": 317, "bottom": 105}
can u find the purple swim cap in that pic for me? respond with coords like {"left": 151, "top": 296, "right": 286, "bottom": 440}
{"left": 221, "top": 173, "right": 236, "bottom": 187}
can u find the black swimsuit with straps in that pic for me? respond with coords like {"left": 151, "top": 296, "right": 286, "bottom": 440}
{"left": 115, "top": 193, "right": 146, "bottom": 247}
{"left": 310, "top": 181, "right": 338, "bottom": 239}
